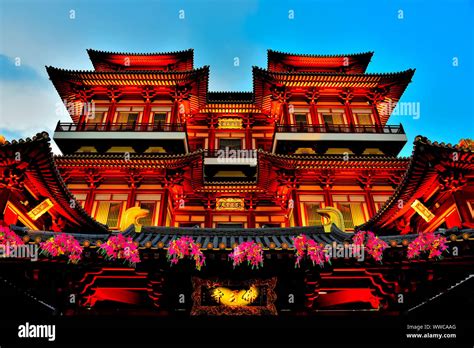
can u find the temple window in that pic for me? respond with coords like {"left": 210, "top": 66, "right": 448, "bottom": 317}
{"left": 136, "top": 194, "right": 162, "bottom": 226}
{"left": 153, "top": 112, "right": 167, "bottom": 125}
{"left": 114, "top": 106, "right": 144, "bottom": 127}
{"left": 353, "top": 109, "right": 373, "bottom": 125}
{"left": 92, "top": 193, "right": 128, "bottom": 229}
{"left": 95, "top": 201, "right": 122, "bottom": 228}
{"left": 138, "top": 202, "right": 155, "bottom": 226}
{"left": 353, "top": 108, "right": 375, "bottom": 132}
{"left": 294, "top": 113, "right": 308, "bottom": 126}
{"left": 318, "top": 108, "right": 346, "bottom": 130}
{"left": 299, "top": 195, "right": 325, "bottom": 226}
{"left": 117, "top": 112, "right": 139, "bottom": 125}
{"left": 372, "top": 195, "right": 391, "bottom": 212}
{"left": 219, "top": 139, "right": 242, "bottom": 151}
{"left": 304, "top": 203, "right": 323, "bottom": 226}
{"left": 332, "top": 194, "right": 368, "bottom": 229}
{"left": 87, "top": 111, "right": 105, "bottom": 124}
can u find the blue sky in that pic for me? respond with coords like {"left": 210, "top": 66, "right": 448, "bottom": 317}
{"left": 0, "top": 0, "right": 473, "bottom": 156}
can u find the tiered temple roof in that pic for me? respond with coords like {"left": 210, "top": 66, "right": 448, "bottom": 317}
{"left": 267, "top": 50, "right": 374, "bottom": 73}
{"left": 0, "top": 132, "right": 107, "bottom": 233}
{"left": 87, "top": 48, "right": 194, "bottom": 71}
{"left": 358, "top": 136, "right": 474, "bottom": 233}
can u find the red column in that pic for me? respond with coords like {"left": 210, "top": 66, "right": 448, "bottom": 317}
{"left": 209, "top": 116, "right": 216, "bottom": 151}
{"left": 309, "top": 103, "right": 319, "bottom": 125}
{"left": 248, "top": 209, "right": 255, "bottom": 228}
{"left": 365, "top": 191, "right": 377, "bottom": 219}
{"left": 205, "top": 208, "right": 213, "bottom": 228}
{"left": 84, "top": 188, "right": 95, "bottom": 215}
{"left": 292, "top": 190, "right": 301, "bottom": 226}
{"left": 245, "top": 117, "right": 252, "bottom": 149}
{"left": 107, "top": 101, "right": 116, "bottom": 126}
{"left": 282, "top": 102, "right": 290, "bottom": 125}
{"left": 345, "top": 103, "right": 354, "bottom": 129}
{"left": 142, "top": 101, "right": 151, "bottom": 126}
{"left": 127, "top": 188, "right": 137, "bottom": 209}
{"left": 372, "top": 105, "right": 382, "bottom": 127}
{"left": 171, "top": 99, "right": 180, "bottom": 124}
{"left": 324, "top": 189, "right": 333, "bottom": 208}
{"left": 158, "top": 190, "right": 169, "bottom": 226}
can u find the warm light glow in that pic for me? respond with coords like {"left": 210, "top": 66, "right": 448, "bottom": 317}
{"left": 218, "top": 118, "right": 243, "bottom": 129}
{"left": 27, "top": 198, "right": 54, "bottom": 221}
{"left": 216, "top": 198, "right": 245, "bottom": 211}
{"left": 411, "top": 199, "right": 435, "bottom": 222}
{"left": 211, "top": 285, "right": 259, "bottom": 306}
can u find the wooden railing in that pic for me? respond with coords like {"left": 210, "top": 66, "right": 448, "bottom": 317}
{"left": 275, "top": 123, "right": 405, "bottom": 134}
{"left": 55, "top": 122, "right": 186, "bottom": 132}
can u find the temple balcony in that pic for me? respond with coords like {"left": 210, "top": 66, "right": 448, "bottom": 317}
{"left": 203, "top": 149, "right": 258, "bottom": 183}
{"left": 272, "top": 123, "right": 407, "bottom": 156}
{"left": 53, "top": 122, "right": 188, "bottom": 155}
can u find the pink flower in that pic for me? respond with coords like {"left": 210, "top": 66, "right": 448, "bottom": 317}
{"left": 292, "top": 235, "right": 330, "bottom": 268}
{"left": 353, "top": 231, "right": 387, "bottom": 262}
{"left": 99, "top": 234, "right": 141, "bottom": 266}
{"left": 0, "top": 226, "right": 24, "bottom": 246}
{"left": 407, "top": 233, "right": 447, "bottom": 260}
{"left": 229, "top": 241, "right": 263, "bottom": 269}
{"left": 40, "top": 233, "right": 83, "bottom": 264}
{"left": 167, "top": 236, "right": 205, "bottom": 271}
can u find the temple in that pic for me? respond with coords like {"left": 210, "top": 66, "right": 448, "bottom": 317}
{"left": 0, "top": 49, "right": 473, "bottom": 316}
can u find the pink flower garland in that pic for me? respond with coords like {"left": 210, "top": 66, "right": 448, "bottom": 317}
{"left": 99, "top": 234, "right": 141, "bottom": 266}
{"left": 292, "top": 235, "right": 330, "bottom": 268}
{"left": 229, "top": 241, "right": 263, "bottom": 269}
{"left": 40, "top": 233, "right": 83, "bottom": 264}
{"left": 167, "top": 236, "right": 205, "bottom": 271}
{"left": 352, "top": 231, "right": 388, "bottom": 262}
{"left": 407, "top": 233, "right": 448, "bottom": 260}
{"left": 0, "top": 226, "right": 24, "bottom": 246}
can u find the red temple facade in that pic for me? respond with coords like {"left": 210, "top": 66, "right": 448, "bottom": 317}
{"left": 0, "top": 49, "right": 473, "bottom": 317}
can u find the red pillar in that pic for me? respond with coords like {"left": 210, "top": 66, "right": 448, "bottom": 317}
{"left": 84, "top": 188, "right": 96, "bottom": 215}
{"left": 324, "top": 189, "right": 333, "bottom": 208}
{"left": 159, "top": 190, "right": 169, "bottom": 226}
{"left": 282, "top": 102, "right": 290, "bottom": 125}
{"left": 127, "top": 187, "right": 137, "bottom": 209}
{"left": 248, "top": 209, "right": 255, "bottom": 228}
{"left": 372, "top": 105, "right": 382, "bottom": 128}
{"left": 344, "top": 103, "right": 354, "bottom": 129}
{"left": 142, "top": 101, "right": 151, "bottom": 127}
{"left": 205, "top": 209, "right": 213, "bottom": 228}
{"left": 309, "top": 103, "right": 319, "bottom": 125}
{"left": 209, "top": 116, "right": 216, "bottom": 151}
{"left": 365, "top": 191, "right": 377, "bottom": 219}
{"left": 245, "top": 117, "right": 252, "bottom": 149}
{"left": 171, "top": 99, "right": 180, "bottom": 124}
{"left": 107, "top": 101, "right": 117, "bottom": 126}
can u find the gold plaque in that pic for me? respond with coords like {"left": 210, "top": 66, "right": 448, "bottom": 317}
{"left": 27, "top": 198, "right": 54, "bottom": 221}
{"left": 218, "top": 118, "right": 243, "bottom": 129}
{"left": 216, "top": 198, "right": 245, "bottom": 211}
{"left": 411, "top": 199, "right": 435, "bottom": 222}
